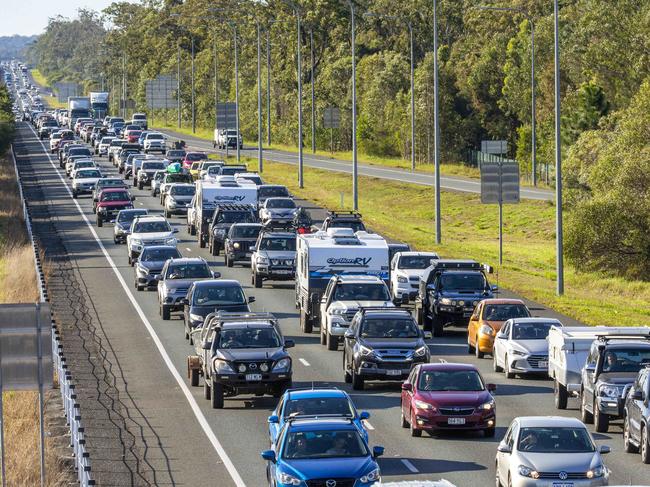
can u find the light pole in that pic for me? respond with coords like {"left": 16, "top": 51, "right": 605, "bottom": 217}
{"left": 213, "top": 35, "right": 218, "bottom": 129}
{"left": 554, "top": 0, "right": 564, "bottom": 295}
{"left": 477, "top": 5, "right": 537, "bottom": 186}
{"left": 266, "top": 30, "right": 272, "bottom": 146}
{"left": 257, "top": 21, "right": 263, "bottom": 172}
{"left": 232, "top": 22, "right": 241, "bottom": 162}
{"left": 343, "top": 0, "right": 359, "bottom": 210}
{"left": 310, "top": 29, "right": 316, "bottom": 154}
{"left": 177, "top": 43, "right": 181, "bottom": 128}
{"left": 433, "top": 0, "right": 441, "bottom": 244}
{"left": 284, "top": 1, "right": 304, "bottom": 188}
{"left": 191, "top": 36, "right": 195, "bottom": 134}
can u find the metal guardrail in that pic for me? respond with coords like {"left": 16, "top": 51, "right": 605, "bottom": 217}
{"left": 11, "top": 144, "right": 95, "bottom": 486}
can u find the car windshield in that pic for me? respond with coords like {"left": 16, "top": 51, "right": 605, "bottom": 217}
{"left": 483, "top": 304, "right": 530, "bottom": 321}
{"left": 259, "top": 237, "right": 296, "bottom": 251}
{"left": 134, "top": 221, "right": 171, "bottom": 233}
{"left": 100, "top": 138, "right": 114, "bottom": 144}
{"left": 329, "top": 220, "right": 366, "bottom": 232}
{"left": 360, "top": 318, "right": 420, "bottom": 338}
{"left": 258, "top": 186, "right": 289, "bottom": 199}
{"left": 74, "top": 162, "right": 94, "bottom": 169}
{"left": 283, "top": 397, "right": 354, "bottom": 418}
{"left": 398, "top": 256, "right": 437, "bottom": 269}
{"left": 217, "top": 211, "right": 254, "bottom": 224}
{"left": 239, "top": 175, "right": 262, "bottom": 185}
{"left": 166, "top": 174, "right": 192, "bottom": 183}
{"left": 143, "top": 163, "right": 166, "bottom": 170}
{"left": 101, "top": 192, "right": 130, "bottom": 202}
{"left": 217, "top": 327, "right": 281, "bottom": 349}
{"left": 141, "top": 248, "right": 180, "bottom": 262}
{"left": 99, "top": 179, "right": 123, "bottom": 188}
{"left": 166, "top": 263, "right": 210, "bottom": 279}
{"left": 283, "top": 430, "right": 368, "bottom": 460}
{"left": 418, "top": 370, "right": 485, "bottom": 392}
{"left": 170, "top": 186, "right": 195, "bottom": 196}
{"left": 192, "top": 285, "right": 246, "bottom": 306}
{"left": 266, "top": 199, "right": 296, "bottom": 209}
{"left": 167, "top": 150, "right": 185, "bottom": 157}
{"left": 600, "top": 348, "right": 650, "bottom": 373}
{"left": 220, "top": 167, "right": 246, "bottom": 176}
{"left": 231, "top": 226, "right": 261, "bottom": 238}
{"left": 118, "top": 210, "right": 147, "bottom": 223}
{"left": 439, "top": 273, "right": 486, "bottom": 291}
{"left": 148, "top": 134, "right": 164, "bottom": 140}
{"left": 186, "top": 153, "right": 206, "bottom": 161}
{"left": 191, "top": 162, "right": 202, "bottom": 170}
{"left": 69, "top": 149, "right": 91, "bottom": 156}
{"left": 77, "top": 170, "right": 101, "bottom": 179}
{"left": 512, "top": 322, "right": 556, "bottom": 340}
{"left": 517, "top": 427, "right": 595, "bottom": 453}
{"left": 130, "top": 131, "right": 142, "bottom": 137}
{"left": 201, "top": 162, "right": 222, "bottom": 170}
{"left": 333, "top": 283, "right": 390, "bottom": 301}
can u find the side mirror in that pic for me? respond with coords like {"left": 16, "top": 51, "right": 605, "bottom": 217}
{"left": 248, "top": 296, "right": 256, "bottom": 303}
{"left": 497, "top": 442, "right": 511, "bottom": 454}
{"left": 201, "top": 340, "right": 211, "bottom": 350}
{"left": 359, "top": 411, "right": 370, "bottom": 421}
{"left": 260, "top": 450, "right": 276, "bottom": 463}
{"left": 179, "top": 298, "right": 189, "bottom": 306}
{"left": 491, "top": 285, "right": 499, "bottom": 292}
{"left": 567, "top": 383, "right": 581, "bottom": 394}
{"left": 211, "top": 271, "right": 221, "bottom": 279}
{"left": 267, "top": 414, "right": 279, "bottom": 424}
{"left": 401, "top": 383, "right": 412, "bottom": 392}
{"left": 599, "top": 445, "right": 611, "bottom": 455}
{"left": 372, "top": 446, "right": 384, "bottom": 458}
{"left": 249, "top": 246, "right": 256, "bottom": 252}
{"left": 344, "top": 330, "right": 355, "bottom": 340}
{"left": 584, "top": 363, "right": 596, "bottom": 373}
{"left": 631, "top": 390, "right": 644, "bottom": 401}
{"left": 131, "top": 195, "right": 136, "bottom": 201}
{"left": 423, "top": 331, "right": 433, "bottom": 340}
{"left": 487, "top": 383, "right": 497, "bottom": 392}
{"left": 284, "top": 339, "right": 295, "bottom": 348}
{"left": 153, "top": 274, "right": 162, "bottom": 281}
{"left": 173, "top": 228, "right": 179, "bottom": 233}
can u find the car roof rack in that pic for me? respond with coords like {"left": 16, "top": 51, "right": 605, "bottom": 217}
{"left": 214, "top": 203, "right": 256, "bottom": 211}
{"left": 262, "top": 220, "right": 296, "bottom": 232}
{"left": 356, "top": 306, "right": 411, "bottom": 314}
{"left": 327, "top": 210, "right": 362, "bottom": 220}
{"left": 286, "top": 415, "right": 354, "bottom": 424}
{"left": 597, "top": 334, "right": 650, "bottom": 342}
{"left": 205, "top": 311, "right": 278, "bottom": 327}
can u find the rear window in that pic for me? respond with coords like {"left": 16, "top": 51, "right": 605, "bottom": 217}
{"left": 186, "top": 153, "right": 207, "bottom": 161}
{"left": 77, "top": 170, "right": 101, "bottom": 179}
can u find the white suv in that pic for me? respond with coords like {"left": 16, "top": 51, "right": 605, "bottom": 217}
{"left": 143, "top": 132, "right": 166, "bottom": 154}
{"left": 126, "top": 215, "right": 178, "bottom": 265}
{"left": 390, "top": 251, "right": 439, "bottom": 302}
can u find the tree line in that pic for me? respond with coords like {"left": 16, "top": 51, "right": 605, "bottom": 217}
{"left": 25, "top": 0, "right": 650, "bottom": 279}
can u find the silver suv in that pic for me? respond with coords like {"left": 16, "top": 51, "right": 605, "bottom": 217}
{"left": 251, "top": 230, "right": 297, "bottom": 288}
{"left": 126, "top": 215, "right": 178, "bottom": 265}
{"left": 156, "top": 257, "right": 216, "bottom": 320}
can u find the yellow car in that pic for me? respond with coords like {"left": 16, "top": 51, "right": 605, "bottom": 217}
{"left": 189, "top": 161, "right": 203, "bottom": 180}
{"left": 467, "top": 298, "right": 530, "bottom": 358}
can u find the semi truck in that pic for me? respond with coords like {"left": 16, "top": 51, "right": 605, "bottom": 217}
{"left": 89, "top": 92, "right": 109, "bottom": 120}
{"left": 67, "top": 96, "right": 91, "bottom": 129}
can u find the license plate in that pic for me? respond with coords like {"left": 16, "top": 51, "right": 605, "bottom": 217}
{"left": 463, "top": 311, "right": 473, "bottom": 317}
{"left": 386, "top": 370, "right": 401, "bottom": 376}
{"left": 552, "top": 483, "right": 573, "bottom": 487}
{"left": 538, "top": 360, "right": 548, "bottom": 368}
{"left": 245, "top": 252, "right": 251, "bottom": 257}
{"left": 275, "top": 270, "right": 292, "bottom": 275}
{"left": 245, "top": 373, "right": 262, "bottom": 381}
{"left": 448, "top": 417, "right": 466, "bottom": 425}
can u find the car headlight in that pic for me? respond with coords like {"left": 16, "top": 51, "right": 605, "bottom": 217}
{"left": 587, "top": 465, "right": 605, "bottom": 479}
{"left": 189, "top": 313, "right": 203, "bottom": 322}
{"left": 165, "top": 237, "right": 177, "bottom": 245}
{"left": 98, "top": 206, "right": 107, "bottom": 213}
{"left": 330, "top": 308, "right": 346, "bottom": 315}
{"left": 233, "top": 242, "right": 240, "bottom": 249}
{"left": 278, "top": 471, "right": 301, "bottom": 486}
{"left": 478, "top": 399, "right": 495, "bottom": 411}
{"left": 599, "top": 384, "right": 621, "bottom": 398}
{"left": 414, "top": 399, "right": 434, "bottom": 410}
{"left": 272, "top": 358, "right": 291, "bottom": 372}
{"left": 137, "top": 264, "right": 149, "bottom": 274}
{"left": 511, "top": 349, "right": 526, "bottom": 356}
{"left": 397, "top": 276, "right": 408, "bottom": 283}
{"left": 517, "top": 465, "right": 540, "bottom": 479}
{"left": 479, "top": 325, "right": 494, "bottom": 336}
{"left": 440, "top": 298, "right": 452, "bottom": 305}
{"left": 131, "top": 238, "right": 143, "bottom": 246}
{"left": 359, "top": 345, "right": 374, "bottom": 357}
{"left": 414, "top": 345, "right": 427, "bottom": 357}
{"left": 256, "top": 256, "right": 268, "bottom": 264}
{"left": 214, "top": 228, "right": 226, "bottom": 236}
{"left": 213, "top": 359, "right": 234, "bottom": 374}
{"left": 360, "top": 467, "right": 381, "bottom": 483}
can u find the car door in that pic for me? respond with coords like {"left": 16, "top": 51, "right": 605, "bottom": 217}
{"left": 498, "top": 421, "right": 518, "bottom": 481}
{"left": 320, "top": 278, "right": 335, "bottom": 329}
{"left": 468, "top": 302, "right": 483, "bottom": 347}
{"left": 582, "top": 345, "right": 598, "bottom": 411}
{"left": 629, "top": 369, "right": 647, "bottom": 439}
{"left": 402, "top": 366, "right": 418, "bottom": 418}
{"left": 269, "top": 396, "right": 285, "bottom": 446}
{"left": 344, "top": 316, "right": 359, "bottom": 371}
{"left": 495, "top": 321, "right": 510, "bottom": 367}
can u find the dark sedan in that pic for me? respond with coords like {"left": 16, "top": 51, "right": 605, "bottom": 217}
{"left": 134, "top": 246, "right": 182, "bottom": 291}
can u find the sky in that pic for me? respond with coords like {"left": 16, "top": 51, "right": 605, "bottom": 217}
{"left": 0, "top": 0, "right": 127, "bottom": 37}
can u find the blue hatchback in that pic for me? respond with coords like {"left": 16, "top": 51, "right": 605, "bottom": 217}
{"left": 268, "top": 388, "right": 370, "bottom": 447}
{"left": 262, "top": 418, "right": 383, "bottom": 487}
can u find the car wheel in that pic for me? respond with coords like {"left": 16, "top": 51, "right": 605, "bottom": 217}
{"left": 484, "top": 426, "right": 496, "bottom": 438}
{"left": 493, "top": 352, "right": 503, "bottom": 372}
{"left": 226, "top": 255, "right": 233, "bottom": 268}
{"left": 203, "top": 378, "right": 211, "bottom": 399}
{"left": 467, "top": 336, "right": 475, "bottom": 354}
{"left": 624, "top": 416, "right": 639, "bottom": 453}
{"left": 400, "top": 403, "right": 409, "bottom": 428}
{"left": 642, "top": 425, "right": 650, "bottom": 464}
{"left": 505, "top": 355, "right": 515, "bottom": 379}
{"left": 136, "top": 283, "right": 143, "bottom": 292}
{"left": 554, "top": 380, "right": 568, "bottom": 409}
{"left": 213, "top": 242, "right": 219, "bottom": 255}
{"left": 320, "top": 325, "right": 327, "bottom": 346}
{"left": 96, "top": 215, "right": 103, "bottom": 227}
{"left": 113, "top": 235, "right": 119, "bottom": 244}
{"left": 253, "top": 273, "right": 263, "bottom": 289}
{"left": 409, "top": 410, "right": 422, "bottom": 437}
{"left": 475, "top": 335, "right": 485, "bottom": 359}
{"left": 580, "top": 390, "right": 594, "bottom": 424}
{"left": 211, "top": 380, "right": 224, "bottom": 409}
{"left": 351, "top": 367, "right": 364, "bottom": 391}
{"left": 326, "top": 331, "right": 337, "bottom": 351}
{"left": 594, "top": 403, "right": 610, "bottom": 433}
{"left": 299, "top": 308, "right": 313, "bottom": 334}
{"left": 161, "top": 305, "right": 170, "bottom": 321}
{"left": 138, "top": 182, "right": 143, "bottom": 190}
{"left": 495, "top": 462, "right": 502, "bottom": 487}
{"left": 343, "top": 353, "right": 352, "bottom": 384}
{"left": 72, "top": 191, "right": 77, "bottom": 199}
{"left": 432, "top": 315, "right": 444, "bottom": 337}
{"left": 189, "top": 366, "right": 199, "bottom": 387}
{"left": 165, "top": 210, "right": 170, "bottom": 219}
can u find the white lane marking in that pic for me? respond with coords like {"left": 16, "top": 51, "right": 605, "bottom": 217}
{"left": 362, "top": 420, "right": 375, "bottom": 430}
{"left": 298, "top": 358, "right": 310, "bottom": 367}
{"left": 401, "top": 459, "right": 419, "bottom": 473}
{"left": 138, "top": 202, "right": 144, "bottom": 206}
{"left": 26, "top": 124, "right": 247, "bottom": 487}
{"left": 185, "top": 247, "right": 192, "bottom": 252}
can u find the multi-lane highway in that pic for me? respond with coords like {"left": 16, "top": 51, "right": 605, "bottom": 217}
{"left": 11, "top": 119, "right": 646, "bottom": 487}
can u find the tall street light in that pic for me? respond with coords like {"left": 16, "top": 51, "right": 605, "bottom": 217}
{"left": 433, "top": 0, "right": 441, "bottom": 244}
{"left": 284, "top": 1, "right": 304, "bottom": 188}
{"left": 363, "top": 12, "right": 416, "bottom": 173}
{"left": 191, "top": 36, "right": 195, "bottom": 133}
{"left": 231, "top": 21, "right": 241, "bottom": 162}
{"left": 266, "top": 29, "right": 272, "bottom": 146}
{"left": 310, "top": 29, "right": 316, "bottom": 154}
{"left": 477, "top": 5, "right": 537, "bottom": 186}
{"left": 342, "top": 0, "right": 359, "bottom": 210}
{"left": 257, "top": 21, "right": 263, "bottom": 172}
{"left": 177, "top": 42, "right": 181, "bottom": 128}
{"left": 554, "top": 0, "right": 564, "bottom": 295}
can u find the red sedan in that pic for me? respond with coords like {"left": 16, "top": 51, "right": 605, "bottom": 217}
{"left": 182, "top": 151, "right": 208, "bottom": 170}
{"left": 400, "top": 362, "right": 496, "bottom": 437}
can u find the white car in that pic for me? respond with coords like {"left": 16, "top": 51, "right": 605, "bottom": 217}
{"left": 69, "top": 160, "right": 98, "bottom": 179}
{"left": 126, "top": 215, "right": 178, "bottom": 265}
{"left": 258, "top": 197, "right": 298, "bottom": 223}
{"left": 97, "top": 136, "right": 115, "bottom": 156}
{"left": 164, "top": 183, "right": 196, "bottom": 217}
{"left": 389, "top": 251, "right": 439, "bottom": 301}
{"left": 493, "top": 318, "right": 563, "bottom": 379}
{"left": 235, "top": 172, "right": 264, "bottom": 186}
{"left": 496, "top": 416, "right": 610, "bottom": 487}
{"left": 143, "top": 132, "right": 166, "bottom": 154}
{"left": 65, "top": 156, "right": 94, "bottom": 176}
{"left": 71, "top": 168, "right": 103, "bottom": 198}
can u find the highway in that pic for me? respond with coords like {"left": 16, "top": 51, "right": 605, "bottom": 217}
{"left": 12, "top": 120, "right": 646, "bottom": 487}
{"left": 154, "top": 128, "right": 555, "bottom": 202}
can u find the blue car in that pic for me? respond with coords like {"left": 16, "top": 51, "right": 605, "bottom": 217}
{"left": 261, "top": 418, "right": 383, "bottom": 487}
{"left": 268, "top": 388, "right": 370, "bottom": 447}
{"left": 138, "top": 131, "right": 150, "bottom": 147}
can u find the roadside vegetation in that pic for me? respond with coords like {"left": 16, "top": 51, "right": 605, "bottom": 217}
{"left": 29, "top": 69, "right": 66, "bottom": 109}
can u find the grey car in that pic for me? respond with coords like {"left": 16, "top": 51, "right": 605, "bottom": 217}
{"left": 164, "top": 183, "right": 196, "bottom": 218}
{"left": 251, "top": 231, "right": 296, "bottom": 288}
{"left": 134, "top": 245, "right": 181, "bottom": 291}
{"left": 496, "top": 416, "right": 610, "bottom": 487}
{"left": 113, "top": 209, "right": 149, "bottom": 244}
{"left": 258, "top": 197, "right": 298, "bottom": 223}
{"left": 156, "top": 258, "right": 217, "bottom": 320}
{"left": 151, "top": 170, "right": 166, "bottom": 196}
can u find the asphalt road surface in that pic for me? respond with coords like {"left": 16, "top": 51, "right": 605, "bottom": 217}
{"left": 154, "top": 128, "right": 555, "bottom": 202}
{"left": 15, "top": 122, "right": 645, "bottom": 486}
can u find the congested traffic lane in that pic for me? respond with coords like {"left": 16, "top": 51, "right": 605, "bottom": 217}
{"left": 19, "top": 121, "right": 647, "bottom": 486}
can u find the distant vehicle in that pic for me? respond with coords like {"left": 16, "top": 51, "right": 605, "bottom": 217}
{"left": 467, "top": 298, "right": 530, "bottom": 359}
{"left": 156, "top": 257, "right": 215, "bottom": 320}
{"left": 390, "top": 251, "right": 440, "bottom": 302}
{"left": 143, "top": 132, "right": 167, "bottom": 154}
{"left": 623, "top": 365, "right": 650, "bottom": 463}
{"left": 214, "top": 128, "right": 242, "bottom": 149}
{"left": 71, "top": 168, "right": 102, "bottom": 199}
{"left": 163, "top": 183, "right": 195, "bottom": 218}
{"left": 250, "top": 228, "right": 297, "bottom": 289}
{"left": 113, "top": 209, "right": 148, "bottom": 244}
{"left": 89, "top": 92, "right": 109, "bottom": 120}
{"left": 126, "top": 215, "right": 178, "bottom": 265}
{"left": 320, "top": 210, "right": 366, "bottom": 233}
{"left": 258, "top": 197, "right": 298, "bottom": 224}
{"left": 67, "top": 96, "right": 91, "bottom": 129}
{"left": 131, "top": 112, "right": 148, "bottom": 130}
{"left": 92, "top": 177, "right": 128, "bottom": 210}
{"left": 95, "top": 188, "right": 135, "bottom": 227}
{"left": 223, "top": 223, "right": 262, "bottom": 267}
{"left": 133, "top": 245, "right": 181, "bottom": 291}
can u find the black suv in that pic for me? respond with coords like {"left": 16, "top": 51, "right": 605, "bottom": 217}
{"left": 343, "top": 308, "right": 431, "bottom": 390}
{"left": 624, "top": 365, "right": 650, "bottom": 462}
{"left": 321, "top": 210, "right": 366, "bottom": 233}
{"left": 224, "top": 223, "right": 263, "bottom": 267}
{"left": 580, "top": 335, "right": 650, "bottom": 432}
{"left": 208, "top": 204, "right": 258, "bottom": 256}
{"left": 188, "top": 312, "right": 294, "bottom": 408}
